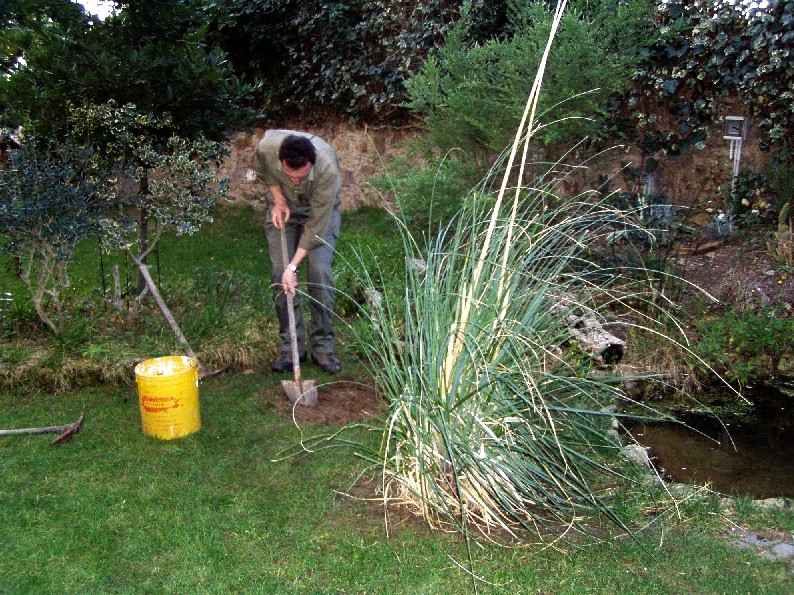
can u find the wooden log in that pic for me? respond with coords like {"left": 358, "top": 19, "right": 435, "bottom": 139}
{"left": 551, "top": 293, "right": 626, "bottom": 365}
{"left": 0, "top": 412, "right": 84, "bottom": 445}
{"left": 566, "top": 312, "right": 626, "bottom": 365}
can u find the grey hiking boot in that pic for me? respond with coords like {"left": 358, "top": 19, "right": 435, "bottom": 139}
{"left": 311, "top": 350, "right": 341, "bottom": 374}
{"left": 271, "top": 351, "right": 307, "bottom": 373}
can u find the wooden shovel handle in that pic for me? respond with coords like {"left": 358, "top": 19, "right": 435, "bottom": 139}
{"left": 279, "top": 225, "right": 303, "bottom": 388}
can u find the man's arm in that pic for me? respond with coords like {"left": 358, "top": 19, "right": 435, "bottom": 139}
{"left": 269, "top": 186, "right": 306, "bottom": 295}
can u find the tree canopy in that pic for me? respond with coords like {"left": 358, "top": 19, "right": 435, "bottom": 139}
{"left": 1, "top": 0, "right": 257, "bottom": 139}
{"left": 4, "top": 0, "right": 792, "bottom": 147}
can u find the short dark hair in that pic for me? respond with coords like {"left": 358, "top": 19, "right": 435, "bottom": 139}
{"left": 279, "top": 135, "right": 317, "bottom": 169}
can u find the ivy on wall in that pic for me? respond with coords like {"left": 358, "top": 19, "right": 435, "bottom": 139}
{"left": 627, "top": 0, "right": 794, "bottom": 155}
{"left": 212, "top": 0, "right": 792, "bottom": 162}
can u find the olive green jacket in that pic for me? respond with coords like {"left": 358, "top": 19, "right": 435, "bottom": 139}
{"left": 254, "top": 129, "right": 342, "bottom": 251}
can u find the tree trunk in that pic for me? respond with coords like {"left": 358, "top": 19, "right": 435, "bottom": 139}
{"left": 136, "top": 173, "right": 149, "bottom": 296}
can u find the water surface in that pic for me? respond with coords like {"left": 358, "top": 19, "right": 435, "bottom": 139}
{"left": 629, "top": 388, "right": 792, "bottom": 499}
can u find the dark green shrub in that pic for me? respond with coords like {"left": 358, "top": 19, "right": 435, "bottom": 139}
{"left": 212, "top": 0, "right": 489, "bottom": 123}
{"left": 369, "top": 153, "right": 481, "bottom": 234}
{"left": 765, "top": 144, "right": 794, "bottom": 214}
{"left": 405, "top": 1, "right": 652, "bottom": 158}
{"left": 629, "top": 0, "right": 794, "bottom": 154}
{"left": 0, "top": 142, "right": 110, "bottom": 335}
{"left": 335, "top": 208, "right": 405, "bottom": 318}
{"left": 727, "top": 169, "right": 768, "bottom": 220}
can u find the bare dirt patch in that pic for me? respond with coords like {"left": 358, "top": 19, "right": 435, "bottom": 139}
{"left": 261, "top": 375, "right": 387, "bottom": 425}
{"left": 674, "top": 234, "right": 793, "bottom": 311}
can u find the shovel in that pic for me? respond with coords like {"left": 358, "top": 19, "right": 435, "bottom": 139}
{"left": 279, "top": 225, "right": 318, "bottom": 407}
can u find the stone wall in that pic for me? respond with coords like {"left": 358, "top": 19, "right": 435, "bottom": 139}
{"left": 618, "top": 126, "right": 767, "bottom": 227}
{"left": 217, "top": 123, "right": 416, "bottom": 212}
{"left": 219, "top": 119, "right": 771, "bottom": 221}
{"left": 555, "top": 126, "right": 769, "bottom": 227}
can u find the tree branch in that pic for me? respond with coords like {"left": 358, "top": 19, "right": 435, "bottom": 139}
{"left": 0, "top": 412, "right": 84, "bottom": 445}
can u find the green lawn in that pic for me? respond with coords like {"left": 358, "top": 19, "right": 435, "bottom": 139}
{"left": 0, "top": 204, "right": 403, "bottom": 389}
{"left": 1, "top": 204, "right": 792, "bottom": 593}
{"left": 1, "top": 371, "right": 791, "bottom": 594}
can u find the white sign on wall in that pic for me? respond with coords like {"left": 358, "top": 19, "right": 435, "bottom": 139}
{"left": 723, "top": 115, "right": 747, "bottom": 141}
{"left": 723, "top": 115, "right": 747, "bottom": 201}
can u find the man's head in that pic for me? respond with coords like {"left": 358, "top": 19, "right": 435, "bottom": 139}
{"left": 279, "top": 135, "right": 316, "bottom": 185}
{"left": 279, "top": 135, "right": 317, "bottom": 169}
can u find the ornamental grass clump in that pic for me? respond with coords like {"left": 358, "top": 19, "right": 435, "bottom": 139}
{"left": 357, "top": 189, "right": 658, "bottom": 541}
{"left": 352, "top": 1, "right": 687, "bottom": 543}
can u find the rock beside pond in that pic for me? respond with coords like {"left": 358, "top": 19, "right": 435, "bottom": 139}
{"left": 620, "top": 444, "right": 651, "bottom": 467}
{"left": 757, "top": 497, "right": 790, "bottom": 509}
{"left": 767, "top": 543, "right": 794, "bottom": 560}
{"left": 728, "top": 526, "right": 794, "bottom": 573}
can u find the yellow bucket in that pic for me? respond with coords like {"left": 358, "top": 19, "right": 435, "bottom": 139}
{"left": 134, "top": 356, "right": 200, "bottom": 440}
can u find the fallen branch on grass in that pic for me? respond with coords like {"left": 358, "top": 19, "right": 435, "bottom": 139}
{"left": 0, "top": 412, "right": 84, "bottom": 445}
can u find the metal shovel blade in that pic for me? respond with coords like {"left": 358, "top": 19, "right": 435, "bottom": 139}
{"left": 281, "top": 378, "right": 318, "bottom": 407}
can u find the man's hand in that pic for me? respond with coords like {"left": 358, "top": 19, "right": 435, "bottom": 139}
{"left": 281, "top": 247, "right": 308, "bottom": 297}
{"left": 281, "top": 267, "right": 298, "bottom": 296}
{"left": 271, "top": 200, "right": 290, "bottom": 229}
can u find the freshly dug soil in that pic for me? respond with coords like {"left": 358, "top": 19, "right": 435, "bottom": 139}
{"left": 261, "top": 375, "right": 387, "bottom": 425}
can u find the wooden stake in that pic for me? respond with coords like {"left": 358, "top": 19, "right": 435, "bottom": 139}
{"left": 0, "top": 412, "right": 84, "bottom": 445}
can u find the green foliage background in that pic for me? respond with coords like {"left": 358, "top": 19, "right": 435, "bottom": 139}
{"left": 4, "top": 0, "right": 792, "bottom": 153}
{"left": 1, "top": 0, "right": 257, "bottom": 139}
{"left": 405, "top": 0, "right": 654, "bottom": 156}
{"left": 209, "top": 0, "right": 500, "bottom": 123}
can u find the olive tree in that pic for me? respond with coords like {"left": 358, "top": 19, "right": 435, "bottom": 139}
{"left": 2, "top": 0, "right": 256, "bottom": 295}
{"left": 68, "top": 101, "right": 227, "bottom": 366}
{"left": 0, "top": 142, "right": 111, "bottom": 335}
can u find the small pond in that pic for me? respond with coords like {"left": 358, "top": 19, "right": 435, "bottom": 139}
{"left": 628, "top": 386, "right": 793, "bottom": 499}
